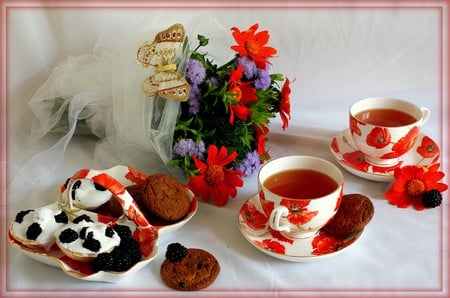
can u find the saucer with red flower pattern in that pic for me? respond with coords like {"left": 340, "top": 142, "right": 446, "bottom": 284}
{"left": 238, "top": 193, "right": 363, "bottom": 262}
{"left": 330, "top": 129, "right": 440, "bottom": 182}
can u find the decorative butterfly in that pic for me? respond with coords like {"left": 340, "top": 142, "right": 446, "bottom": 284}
{"left": 136, "top": 23, "right": 190, "bottom": 101}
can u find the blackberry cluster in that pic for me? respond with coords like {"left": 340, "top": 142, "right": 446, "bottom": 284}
{"left": 113, "top": 224, "right": 132, "bottom": 239}
{"left": 73, "top": 214, "right": 93, "bottom": 224}
{"left": 90, "top": 237, "right": 142, "bottom": 272}
{"left": 59, "top": 228, "right": 78, "bottom": 243}
{"left": 165, "top": 243, "right": 188, "bottom": 262}
{"left": 422, "top": 189, "right": 443, "bottom": 208}
{"left": 83, "top": 237, "right": 101, "bottom": 252}
{"left": 54, "top": 211, "right": 69, "bottom": 224}
{"left": 105, "top": 227, "right": 115, "bottom": 238}
{"left": 15, "top": 209, "right": 32, "bottom": 224}
{"left": 26, "top": 222, "right": 42, "bottom": 240}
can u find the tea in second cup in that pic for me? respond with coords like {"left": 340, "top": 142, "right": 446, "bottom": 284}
{"left": 349, "top": 97, "right": 430, "bottom": 167}
{"left": 258, "top": 156, "right": 344, "bottom": 239}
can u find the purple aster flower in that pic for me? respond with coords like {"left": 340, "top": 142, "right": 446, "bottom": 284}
{"left": 236, "top": 56, "right": 257, "bottom": 79}
{"left": 254, "top": 68, "right": 271, "bottom": 90}
{"left": 172, "top": 139, "right": 206, "bottom": 160}
{"left": 186, "top": 59, "right": 206, "bottom": 86}
{"left": 234, "top": 150, "right": 260, "bottom": 177}
{"left": 188, "top": 85, "right": 201, "bottom": 115}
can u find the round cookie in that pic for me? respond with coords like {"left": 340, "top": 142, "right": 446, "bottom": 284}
{"left": 160, "top": 244, "right": 220, "bottom": 291}
{"left": 141, "top": 174, "right": 190, "bottom": 221}
{"left": 322, "top": 193, "right": 374, "bottom": 237}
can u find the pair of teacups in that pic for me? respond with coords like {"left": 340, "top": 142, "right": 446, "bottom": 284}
{"left": 260, "top": 97, "right": 430, "bottom": 239}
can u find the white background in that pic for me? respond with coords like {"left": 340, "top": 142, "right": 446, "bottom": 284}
{"left": 2, "top": 1, "right": 448, "bottom": 297}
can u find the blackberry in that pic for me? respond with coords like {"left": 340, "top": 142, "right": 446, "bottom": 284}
{"left": 422, "top": 189, "right": 443, "bottom": 208}
{"left": 91, "top": 253, "right": 114, "bottom": 272}
{"left": 113, "top": 224, "right": 132, "bottom": 240}
{"left": 54, "top": 211, "right": 69, "bottom": 224}
{"left": 165, "top": 243, "right": 188, "bottom": 262}
{"left": 94, "top": 182, "right": 107, "bottom": 191}
{"left": 15, "top": 209, "right": 32, "bottom": 223}
{"left": 71, "top": 180, "right": 82, "bottom": 201}
{"left": 59, "top": 228, "right": 78, "bottom": 243}
{"left": 105, "top": 227, "right": 115, "bottom": 238}
{"left": 73, "top": 214, "right": 93, "bottom": 224}
{"left": 111, "top": 238, "right": 141, "bottom": 272}
{"left": 26, "top": 222, "right": 42, "bottom": 240}
{"left": 83, "top": 237, "right": 101, "bottom": 252}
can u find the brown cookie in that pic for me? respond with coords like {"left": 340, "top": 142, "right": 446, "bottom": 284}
{"left": 322, "top": 193, "right": 374, "bottom": 237}
{"left": 141, "top": 174, "right": 190, "bottom": 222}
{"left": 160, "top": 248, "right": 220, "bottom": 291}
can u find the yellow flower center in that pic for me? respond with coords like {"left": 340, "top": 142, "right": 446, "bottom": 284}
{"left": 245, "top": 40, "right": 260, "bottom": 55}
{"left": 205, "top": 165, "right": 225, "bottom": 187}
{"left": 405, "top": 178, "right": 426, "bottom": 197}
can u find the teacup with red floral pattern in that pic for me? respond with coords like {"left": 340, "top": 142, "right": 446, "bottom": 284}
{"left": 349, "top": 97, "right": 430, "bottom": 167}
{"left": 258, "top": 156, "right": 344, "bottom": 239}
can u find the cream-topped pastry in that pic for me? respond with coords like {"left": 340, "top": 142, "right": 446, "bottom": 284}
{"left": 55, "top": 221, "right": 121, "bottom": 262}
{"left": 65, "top": 179, "right": 113, "bottom": 210}
{"left": 10, "top": 207, "right": 68, "bottom": 251}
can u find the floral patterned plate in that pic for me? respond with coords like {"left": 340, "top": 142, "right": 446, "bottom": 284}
{"left": 330, "top": 129, "right": 440, "bottom": 182}
{"left": 238, "top": 193, "right": 363, "bottom": 262}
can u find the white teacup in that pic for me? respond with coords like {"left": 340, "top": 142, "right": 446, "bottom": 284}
{"left": 349, "top": 97, "right": 430, "bottom": 167}
{"left": 258, "top": 156, "right": 344, "bottom": 239}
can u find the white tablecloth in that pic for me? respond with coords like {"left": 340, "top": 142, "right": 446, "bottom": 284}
{"left": 2, "top": 2, "right": 448, "bottom": 297}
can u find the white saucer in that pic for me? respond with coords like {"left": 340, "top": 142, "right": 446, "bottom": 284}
{"left": 238, "top": 194, "right": 363, "bottom": 262}
{"left": 330, "top": 129, "right": 440, "bottom": 182}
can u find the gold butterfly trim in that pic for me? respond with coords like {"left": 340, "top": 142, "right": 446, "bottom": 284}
{"left": 136, "top": 23, "right": 190, "bottom": 102}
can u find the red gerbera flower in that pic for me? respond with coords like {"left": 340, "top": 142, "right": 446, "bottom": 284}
{"left": 385, "top": 164, "right": 448, "bottom": 210}
{"left": 227, "top": 66, "right": 258, "bottom": 124}
{"left": 280, "top": 198, "right": 318, "bottom": 225}
{"left": 417, "top": 135, "right": 440, "bottom": 158}
{"left": 279, "top": 78, "right": 291, "bottom": 130}
{"left": 188, "top": 145, "right": 244, "bottom": 206}
{"left": 366, "top": 127, "right": 391, "bottom": 148}
{"left": 231, "top": 23, "right": 277, "bottom": 70}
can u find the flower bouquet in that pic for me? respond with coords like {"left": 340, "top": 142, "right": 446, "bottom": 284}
{"left": 169, "top": 23, "right": 292, "bottom": 206}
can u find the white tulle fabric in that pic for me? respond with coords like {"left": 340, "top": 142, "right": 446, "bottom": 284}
{"left": 16, "top": 15, "right": 232, "bottom": 196}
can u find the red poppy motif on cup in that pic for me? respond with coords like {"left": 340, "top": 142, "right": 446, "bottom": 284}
{"left": 416, "top": 135, "right": 440, "bottom": 159}
{"left": 280, "top": 199, "right": 318, "bottom": 225}
{"left": 269, "top": 228, "right": 294, "bottom": 244}
{"left": 387, "top": 126, "right": 420, "bottom": 157}
{"left": 342, "top": 151, "right": 369, "bottom": 173}
{"left": 366, "top": 127, "right": 391, "bottom": 148}
{"left": 240, "top": 200, "right": 268, "bottom": 230}
{"left": 349, "top": 117, "right": 363, "bottom": 136}
{"left": 311, "top": 233, "right": 345, "bottom": 256}
{"left": 254, "top": 239, "right": 286, "bottom": 254}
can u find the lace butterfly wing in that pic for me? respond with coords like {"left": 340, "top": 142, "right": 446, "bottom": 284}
{"left": 136, "top": 23, "right": 190, "bottom": 101}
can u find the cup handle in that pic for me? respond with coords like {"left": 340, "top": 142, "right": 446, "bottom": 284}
{"left": 420, "top": 107, "right": 431, "bottom": 125}
{"left": 269, "top": 206, "right": 290, "bottom": 232}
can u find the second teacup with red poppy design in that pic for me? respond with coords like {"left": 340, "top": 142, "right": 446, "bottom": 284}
{"left": 349, "top": 97, "right": 430, "bottom": 167}
{"left": 258, "top": 156, "right": 344, "bottom": 239}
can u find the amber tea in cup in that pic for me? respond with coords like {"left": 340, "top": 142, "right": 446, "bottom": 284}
{"left": 263, "top": 169, "right": 338, "bottom": 199}
{"left": 354, "top": 108, "right": 418, "bottom": 127}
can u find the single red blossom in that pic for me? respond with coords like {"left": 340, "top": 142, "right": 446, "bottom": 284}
{"left": 385, "top": 164, "right": 448, "bottom": 210}
{"left": 227, "top": 66, "right": 258, "bottom": 124}
{"left": 391, "top": 126, "right": 420, "bottom": 156}
{"left": 417, "top": 135, "right": 440, "bottom": 158}
{"left": 230, "top": 23, "right": 277, "bottom": 70}
{"left": 255, "top": 125, "right": 270, "bottom": 160}
{"left": 255, "top": 239, "right": 286, "bottom": 254}
{"left": 342, "top": 151, "right": 369, "bottom": 173}
{"left": 279, "top": 78, "right": 292, "bottom": 130}
{"left": 280, "top": 199, "right": 318, "bottom": 225}
{"left": 240, "top": 200, "right": 268, "bottom": 230}
{"left": 188, "top": 145, "right": 244, "bottom": 206}
{"left": 311, "top": 233, "right": 344, "bottom": 256}
{"left": 366, "top": 127, "right": 391, "bottom": 148}
{"left": 350, "top": 116, "right": 363, "bottom": 136}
